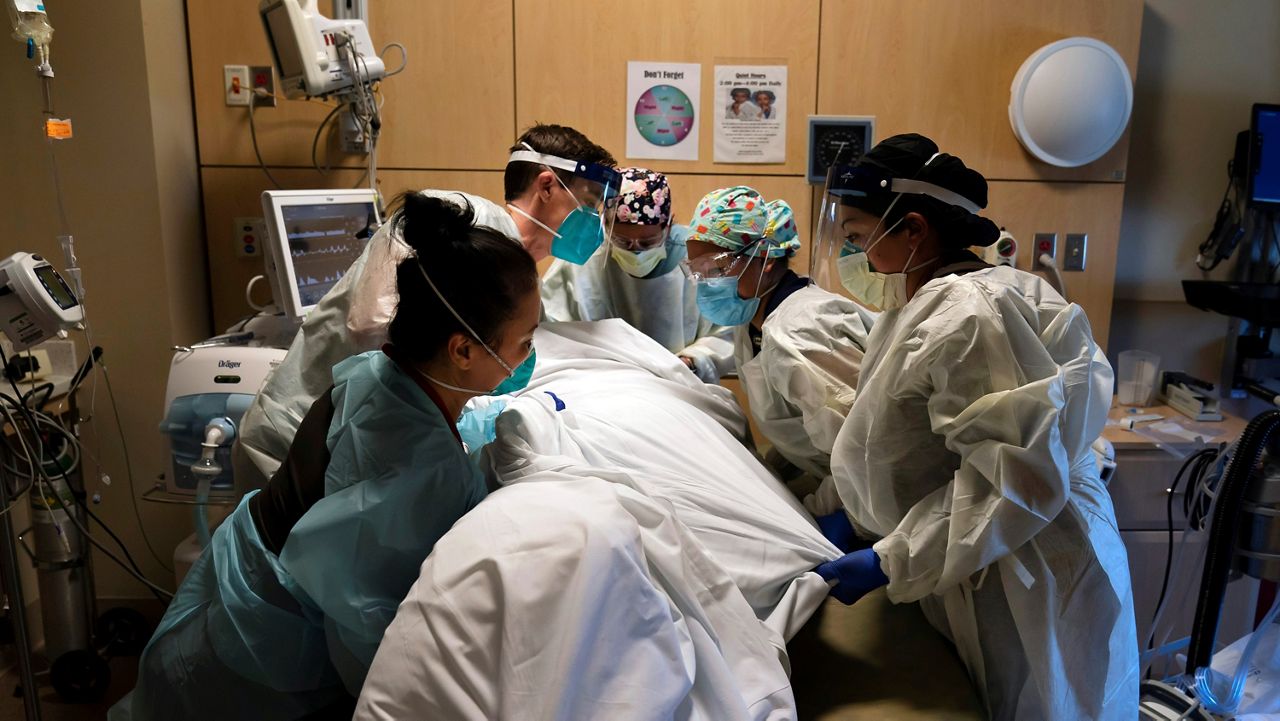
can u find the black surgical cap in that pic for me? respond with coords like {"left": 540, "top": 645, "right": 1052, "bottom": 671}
{"left": 852, "top": 133, "right": 1000, "bottom": 248}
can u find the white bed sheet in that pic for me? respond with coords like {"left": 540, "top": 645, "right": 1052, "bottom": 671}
{"left": 356, "top": 320, "right": 839, "bottom": 721}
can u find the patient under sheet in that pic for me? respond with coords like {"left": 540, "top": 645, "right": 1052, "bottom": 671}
{"left": 355, "top": 320, "right": 839, "bottom": 720}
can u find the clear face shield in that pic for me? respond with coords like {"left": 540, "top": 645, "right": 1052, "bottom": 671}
{"left": 810, "top": 150, "right": 982, "bottom": 303}
{"left": 507, "top": 148, "right": 621, "bottom": 264}
{"left": 811, "top": 165, "right": 861, "bottom": 299}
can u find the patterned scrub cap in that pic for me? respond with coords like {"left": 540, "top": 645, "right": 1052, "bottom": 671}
{"left": 764, "top": 199, "right": 798, "bottom": 251}
{"left": 687, "top": 186, "right": 800, "bottom": 258}
{"left": 613, "top": 167, "right": 671, "bottom": 226}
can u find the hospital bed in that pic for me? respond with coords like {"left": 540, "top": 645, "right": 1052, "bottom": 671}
{"left": 356, "top": 320, "right": 982, "bottom": 720}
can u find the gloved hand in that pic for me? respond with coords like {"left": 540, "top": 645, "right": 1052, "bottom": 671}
{"left": 816, "top": 511, "right": 857, "bottom": 554}
{"left": 815, "top": 548, "right": 889, "bottom": 605}
{"left": 456, "top": 399, "right": 507, "bottom": 453}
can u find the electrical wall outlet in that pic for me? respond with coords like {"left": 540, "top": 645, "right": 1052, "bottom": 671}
{"left": 985, "top": 229, "right": 1018, "bottom": 267}
{"left": 1064, "top": 233, "right": 1088, "bottom": 271}
{"left": 249, "top": 65, "right": 276, "bottom": 107}
{"left": 1032, "top": 232, "right": 1057, "bottom": 271}
{"left": 234, "top": 217, "right": 264, "bottom": 258}
{"left": 339, "top": 107, "right": 371, "bottom": 154}
{"left": 224, "top": 65, "right": 250, "bottom": 107}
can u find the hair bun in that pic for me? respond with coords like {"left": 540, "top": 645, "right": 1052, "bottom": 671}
{"left": 964, "top": 215, "right": 1002, "bottom": 248}
{"left": 395, "top": 192, "right": 477, "bottom": 256}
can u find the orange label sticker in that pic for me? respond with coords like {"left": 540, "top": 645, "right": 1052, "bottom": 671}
{"left": 45, "top": 118, "right": 73, "bottom": 140}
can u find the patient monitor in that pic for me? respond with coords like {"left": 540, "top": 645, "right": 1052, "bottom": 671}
{"left": 260, "top": 189, "right": 380, "bottom": 319}
{"left": 259, "top": 0, "right": 384, "bottom": 100}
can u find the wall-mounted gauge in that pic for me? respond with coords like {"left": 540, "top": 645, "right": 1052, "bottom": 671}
{"left": 808, "top": 116, "right": 875, "bottom": 184}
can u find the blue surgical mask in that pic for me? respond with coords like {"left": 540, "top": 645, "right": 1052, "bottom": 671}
{"left": 552, "top": 206, "right": 606, "bottom": 264}
{"left": 491, "top": 349, "right": 535, "bottom": 395}
{"left": 507, "top": 180, "right": 610, "bottom": 266}
{"left": 695, "top": 276, "right": 760, "bottom": 326}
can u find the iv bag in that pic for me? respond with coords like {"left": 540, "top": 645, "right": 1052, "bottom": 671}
{"left": 7, "top": 0, "right": 53, "bottom": 49}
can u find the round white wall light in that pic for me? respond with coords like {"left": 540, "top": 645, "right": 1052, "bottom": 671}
{"left": 1009, "top": 37, "right": 1133, "bottom": 168}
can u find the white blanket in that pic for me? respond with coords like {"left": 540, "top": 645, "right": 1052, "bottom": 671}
{"left": 356, "top": 320, "right": 839, "bottom": 721}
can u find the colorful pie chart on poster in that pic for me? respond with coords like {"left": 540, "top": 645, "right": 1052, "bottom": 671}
{"left": 634, "top": 85, "right": 695, "bottom": 147}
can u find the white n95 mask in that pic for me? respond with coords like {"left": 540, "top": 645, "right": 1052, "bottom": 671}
{"left": 837, "top": 208, "right": 937, "bottom": 311}
{"left": 837, "top": 248, "right": 941, "bottom": 313}
{"left": 838, "top": 250, "right": 897, "bottom": 312}
{"left": 610, "top": 244, "right": 668, "bottom": 278}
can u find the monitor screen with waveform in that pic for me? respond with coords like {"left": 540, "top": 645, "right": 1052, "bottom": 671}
{"left": 280, "top": 202, "right": 379, "bottom": 308}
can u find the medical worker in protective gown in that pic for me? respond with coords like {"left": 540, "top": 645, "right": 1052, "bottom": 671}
{"left": 811, "top": 134, "right": 1138, "bottom": 720}
{"left": 232, "top": 124, "right": 617, "bottom": 490}
{"left": 542, "top": 167, "right": 736, "bottom": 382}
{"left": 682, "top": 187, "right": 875, "bottom": 522}
{"left": 114, "top": 193, "right": 541, "bottom": 720}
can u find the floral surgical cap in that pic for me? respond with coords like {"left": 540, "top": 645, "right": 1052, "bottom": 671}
{"left": 613, "top": 167, "right": 671, "bottom": 226}
{"left": 687, "top": 186, "right": 799, "bottom": 258}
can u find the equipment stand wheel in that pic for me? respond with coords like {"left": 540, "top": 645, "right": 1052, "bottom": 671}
{"left": 49, "top": 649, "right": 110, "bottom": 704}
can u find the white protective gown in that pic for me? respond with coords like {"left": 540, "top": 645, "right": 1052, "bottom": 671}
{"left": 830, "top": 265, "right": 1138, "bottom": 720}
{"left": 233, "top": 191, "right": 519, "bottom": 490}
{"left": 541, "top": 226, "right": 735, "bottom": 383}
{"left": 734, "top": 285, "right": 876, "bottom": 515}
{"left": 356, "top": 320, "right": 839, "bottom": 720}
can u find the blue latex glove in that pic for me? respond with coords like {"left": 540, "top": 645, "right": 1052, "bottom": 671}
{"left": 456, "top": 399, "right": 507, "bottom": 453}
{"left": 815, "top": 548, "right": 889, "bottom": 605}
{"left": 816, "top": 511, "right": 857, "bottom": 553}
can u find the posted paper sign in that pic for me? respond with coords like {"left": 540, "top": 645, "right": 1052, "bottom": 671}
{"left": 714, "top": 65, "right": 786, "bottom": 164}
{"left": 626, "top": 61, "right": 700, "bottom": 161}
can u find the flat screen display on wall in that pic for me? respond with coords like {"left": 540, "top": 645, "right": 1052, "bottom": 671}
{"left": 1249, "top": 103, "right": 1280, "bottom": 207}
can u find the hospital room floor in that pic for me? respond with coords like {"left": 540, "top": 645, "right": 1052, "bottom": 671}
{"left": 789, "top": 592, "right": 985, "bottom": 720}
{"left": 0, "top": 596, "right": 985, "bottom": 720}
{"left": 0, "top": 654, "right": 136, "bottom": 720}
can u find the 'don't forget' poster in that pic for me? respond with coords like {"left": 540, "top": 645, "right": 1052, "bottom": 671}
{"left": 626, "top": 61, "right": 701, "bottom": 161}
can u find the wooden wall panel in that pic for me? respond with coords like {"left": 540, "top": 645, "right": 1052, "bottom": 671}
{"left": 186, "top": 0, "right": 514, "bottom": 170}
{"left": 986, "top": 180, "right": 1125, "bottom": 347}
{"left": 189, "top": 0, "right": 1136, "bottom": 352}
{"left": 818, "top": 0, "right": 1143, "bottom": 183}
{"left": 200, "top": 167, "right": 504, "bottom": 329}
{"left": 366, "top": 1, "right": 515, "bottom": 169}
{"left": 514, "top": 0, "right": 820, "bottom": 176}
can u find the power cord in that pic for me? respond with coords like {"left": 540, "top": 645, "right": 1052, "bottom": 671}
{"left": 0, "top": 399, "right": 168, "bottom": 601}
{"left": 1196, "top": 159, "right": 1244, "bottom": 271}
{"left": 311, "top": 103, "right": 345, "bottom": 176}
{"left": 1149, "top": 447, "right": 1220, "bottom": 652}
{"left": 380, "top": 42, "right": 407, "bottom": 77}
{"left": 99, "top": 358, "right": 173, "bottom": 573}
{"left": 0, "top": 345, "right": 172, "bottom": 599}
{"left": 247, "top": 88, "right": 284, "bottom": 190}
